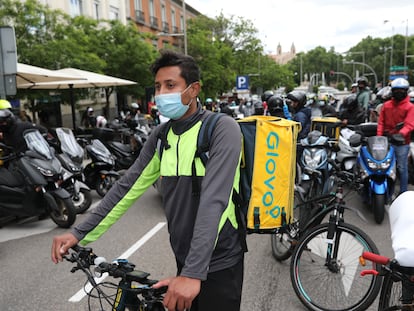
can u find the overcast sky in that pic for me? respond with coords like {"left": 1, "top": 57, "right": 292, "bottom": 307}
{"left": 185, "top": 0, "right": 414, "bottom": 54}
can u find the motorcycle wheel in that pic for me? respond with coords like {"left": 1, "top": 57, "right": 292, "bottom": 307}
{"left": 47, "top": 193, "right": 76, "bottom": 228}
{"left": 95, "top": 175, "right": 118, "bottom": 197}
{"left": 72, "top": 188, "right": 92, "bottom": 214}
{"left": 373, "top": 194, "right": 385, "bottom": 224}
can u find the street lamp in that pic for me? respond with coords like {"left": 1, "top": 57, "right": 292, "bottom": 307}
{"left": 343, "top": 60, "right": 378, "bottom": 88}
{"left": 404, "top": 19, "right": 409, "bottom": 68}
{"left": 382, "top": 46, "right": 392, "bottom": 86}
{"left": 347, "top": 51, "right": 365, "bottom": 74}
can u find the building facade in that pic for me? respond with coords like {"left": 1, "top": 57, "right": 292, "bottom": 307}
{"left": 37, "top": 0, "right": 200, "bottom": 54}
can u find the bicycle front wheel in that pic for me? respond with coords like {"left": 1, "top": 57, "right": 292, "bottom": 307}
{"left": 290, "top": 222, "right": 381, "bottom": 311}
{"left": 271, "top": 191, "right": 302, "bottom": 261}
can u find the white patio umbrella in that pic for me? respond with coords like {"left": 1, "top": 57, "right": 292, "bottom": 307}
{"left": 16, "top": 63, "right": 85, "bottom": 87}
{"left": 18, "top": 67, "right": 137, "bottom": 129}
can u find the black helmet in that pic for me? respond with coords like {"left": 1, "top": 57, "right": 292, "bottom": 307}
{"left": 344, "top": 94, "right": 358, "bottom": 110}
{"left": 0, "top": 108, "right": 15, "bottom": 132}
{"left": 261, "top": 90, "right": 274, "bottom": 102}
{"left": 253, "top": 100, "right": 264, "bottom": 115}
{"left": 287, "top": 91, "right": 307, "bottom": 106}
{"left": 267, "top": 95, "right": 284, "bottom": 115}
{"left": 357, "top": 76, "right": 368, "bottom": 86}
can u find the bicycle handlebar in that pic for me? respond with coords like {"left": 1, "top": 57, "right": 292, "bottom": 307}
{"left": 362, "top": 251, "right": 390, "bottom": 265}
{"left": 64, "top": 245, "right": 167, "bottom": 297}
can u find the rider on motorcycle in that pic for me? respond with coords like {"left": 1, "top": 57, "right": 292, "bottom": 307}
{"left": 0, "top": 100, "right": 29, "bottom": 186}
{"left": 338, "top": 94, "right": 366, "bottom": 126}
{"left": 377, "top": 78, "right": 414, "bottom": 194}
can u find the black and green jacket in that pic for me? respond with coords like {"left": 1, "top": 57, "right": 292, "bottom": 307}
{"left": 71, "top": 107, "right": 243, "bottom": 281}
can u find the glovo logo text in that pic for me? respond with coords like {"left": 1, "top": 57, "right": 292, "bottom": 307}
{"left": 262, "top": 131, "right": 281, "bottom": 219}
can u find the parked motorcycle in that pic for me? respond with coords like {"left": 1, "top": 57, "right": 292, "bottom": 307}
{"left": 355, "top": 123, "right": 398, "bottom": 224}
{"left": 92, "top": 126, "right": 143, "bottom": 171}
{"left": 83, "top": 138, "right": 120, "bottom": 197}
{"left": 298, "top": 130, "right": 337, "bottom": 198}
{"left": 0, "top": 131, "right": 76, "bottom": 228}
{"left": 49, "top": 127, "right": 92, "bottom": 214}
{"left": 336, "top": 127, "right": 362, "bottom": 173}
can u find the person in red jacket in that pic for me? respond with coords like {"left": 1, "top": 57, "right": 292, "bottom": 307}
{"left": 377, "top": 78, "right": 414, "bottom": 194}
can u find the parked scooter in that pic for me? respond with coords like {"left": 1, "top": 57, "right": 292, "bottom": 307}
{"left": 83, "top": 138, "right": 120, "bottom": 197}
{"left": 48, "top": 127, "right": 92, "bottom": 214}
{"left": 336, "top": 127, "right": 362, "bottom": 173}
{"left": 92, "top": 126, "right": 143, "bottom": 171}
{"left": 298, "top": 130, "right": 337, "bottom": 198}
{"left": 0, "top": 144, "right": 75, "bottom": 228}
{"left": 355, "top": 123, "right": 398, "bottom": 224}
{"left": 0, "top": 130, "right": 77, "bottom": 228}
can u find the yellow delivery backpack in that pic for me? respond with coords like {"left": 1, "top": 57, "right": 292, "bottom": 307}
{"left": 194, "top": 114, "right": 300, "bottom": 234}
{"left": 237, "top": 115, "right": 301, "bottom": 233}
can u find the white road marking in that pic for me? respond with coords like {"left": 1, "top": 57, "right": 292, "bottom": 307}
{"left": 68, "top": 222, "right": 167, "bottom": 302}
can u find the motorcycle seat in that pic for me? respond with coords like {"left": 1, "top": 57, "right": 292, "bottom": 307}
{"left": 108, "top": 141, "right": 132, "bottom": 155}
{"left": 0, "top": 184, "right": 26, "bottom": 196}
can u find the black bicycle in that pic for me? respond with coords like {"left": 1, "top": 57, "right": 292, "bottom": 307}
{"left": 271, "top": 159, "right": 363, "bottom": 261}
{"left": 362, "top": 251, "right": 414, "bottom": 310}
{"left": 286, "top": 165, "right": 382, "bottom": 310}
{"left": 64, "top": 245, "right": 167, "bottom": 311}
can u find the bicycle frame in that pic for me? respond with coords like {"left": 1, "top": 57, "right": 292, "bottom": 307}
{"left": 362, "top": 252, "right": 414, "bottom": 309}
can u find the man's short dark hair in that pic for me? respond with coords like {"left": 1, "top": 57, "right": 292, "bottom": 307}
{"left": 150, "top": 50, "right": 200, "bottom": 85}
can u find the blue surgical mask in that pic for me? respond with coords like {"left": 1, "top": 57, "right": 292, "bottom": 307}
{"left": 155, "top": 84, "right": 193, "bottom": 120}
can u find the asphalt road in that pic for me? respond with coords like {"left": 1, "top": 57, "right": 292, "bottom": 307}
{"left": 0, "top": 184, "right": 401, "bottom": 310}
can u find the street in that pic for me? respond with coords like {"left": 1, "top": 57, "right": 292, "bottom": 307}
{"left": 0, "top": 185, "right": 397, "bottom": 310}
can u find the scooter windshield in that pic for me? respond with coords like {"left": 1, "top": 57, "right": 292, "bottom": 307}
{"left": 367, "top": 136, "right": 388, "bottom": 160}
{"left": 56, "top": 127, "right": 84, "bottom": 159}
{"left": 23, "top": 129, "right": 53, "bottom": 160}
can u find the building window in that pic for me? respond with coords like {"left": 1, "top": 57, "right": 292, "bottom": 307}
{"left": 149, "top": 0, "right": 158, "bottom": 29}
{"left": 171, "top": 9, "right": 177, "bottom": 32}
{"left": 180, "top": 15, "right": 184, "bottom": 33}
{"left": 109, "top": 6, "right": 119, "bottom": 20}
{"left": 134, "top": 0, "right": 142, "bottom": 10}
{"left": 93, "top": 0, "right": 100, "bottom": 20}
{"left": 70, "top": 0, "right": 83, "bottom": 17}
{"left": 161, "top": 5, "right": 169, "bottom": 33}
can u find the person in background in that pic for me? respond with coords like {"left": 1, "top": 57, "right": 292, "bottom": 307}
{"left": 51, "top": 50, "right": 244, "bottom": 311}
{"left": 338, "top": 94, "right": 366, "bottom": 126}
{"left": 19, "top": 110, "right": 32, "bottom": 123}
{"left": 356, "top": 77, "right": 371, "bottom": 120}
{"left": 351, "top": 83, "right": 358, "bottom": 94}
{"left": 286, "top": 90, "right": 311, "bottom": 140}
{"left": 81, "top": 107, "right": 97, "bottom": 128}
{"left": 377, "top": 78, "right": 414, "bottom": 194}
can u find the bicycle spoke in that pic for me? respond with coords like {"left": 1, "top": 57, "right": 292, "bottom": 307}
{"left": 291, "top": 223, "right": 381, "bottom": 311}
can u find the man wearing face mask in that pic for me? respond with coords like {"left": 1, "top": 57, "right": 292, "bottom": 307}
{"left": 51, "top": 50, "right": 244, "bottom": 311}
{"left": 377, "top": 78, "right": 414, "bottom": 194}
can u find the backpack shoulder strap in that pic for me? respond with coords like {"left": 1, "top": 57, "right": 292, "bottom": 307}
{"left": 156, "top": 120, "right": 172, "bottom": 160}
{"left": 196, "top": 112, "right": 225, "bottom": 166}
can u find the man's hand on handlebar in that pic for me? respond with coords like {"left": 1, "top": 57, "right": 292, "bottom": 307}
{"left": 51, "top": 233, "right": 79, "bottom": 264}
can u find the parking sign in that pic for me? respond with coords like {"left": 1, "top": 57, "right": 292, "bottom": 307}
{"left": 236, "top": 75, "right": 249, "bottom": 90}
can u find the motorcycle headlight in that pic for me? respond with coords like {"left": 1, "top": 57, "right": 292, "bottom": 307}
{"left": 304, "top": 153, "right": 322, "bottom": 169}
{"left": 37, "top": 166, "right": 54, "bottom": 176}
{"left": 380, "top": 159, "right": 391, "bottom": 170}
{"left": 367, "top": 159, "right": 377, "bottom": 170}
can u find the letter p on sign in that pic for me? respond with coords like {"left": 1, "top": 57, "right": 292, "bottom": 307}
{"left": 236, "top": 75, "right": 249, "bottom": 90}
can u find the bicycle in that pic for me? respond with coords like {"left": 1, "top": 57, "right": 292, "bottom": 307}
{"left": 64, "top": 245, "right": 167, "bottom": 311}
{"left": 271, "top": 157, "right": 363, "bottom": 261}
{"left": 287, "top": 163, "right": 382, "bottom": 311}
{"left": 362, "top": 251, "right": 414, "bottom": 310}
